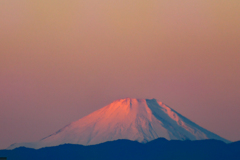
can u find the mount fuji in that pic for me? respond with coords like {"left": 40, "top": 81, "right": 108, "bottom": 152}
{"left": 8, "top": 98, "right": 230, "bottom": 149}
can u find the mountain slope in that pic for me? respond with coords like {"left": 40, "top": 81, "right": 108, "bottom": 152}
{"left": 8, "top": 98, "right": 230, "bottom": 149}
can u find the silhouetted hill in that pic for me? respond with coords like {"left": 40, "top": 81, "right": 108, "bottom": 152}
{"left": 1, "top": 138, "right": 240, "bottom": 160}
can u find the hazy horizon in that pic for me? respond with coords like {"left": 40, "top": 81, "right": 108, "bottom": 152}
{"left": 0, "top": 0, "right": 240, "bottom": 149}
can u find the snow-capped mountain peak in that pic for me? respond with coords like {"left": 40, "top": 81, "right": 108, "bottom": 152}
{"left": 8, "top": 98, "right": 230, "bottom": 149}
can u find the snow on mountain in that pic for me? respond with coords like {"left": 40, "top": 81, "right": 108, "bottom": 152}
{"left": 8, "top": 98, "right": 230, "bottom": 149}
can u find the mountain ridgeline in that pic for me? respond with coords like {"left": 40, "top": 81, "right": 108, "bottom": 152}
{"left": 1, "top": 138, "right": 240, "bottom": 160}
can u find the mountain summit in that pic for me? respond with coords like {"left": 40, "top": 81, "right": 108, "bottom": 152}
{"left": 8, "top": 98, "right": 230, "bottom": 149}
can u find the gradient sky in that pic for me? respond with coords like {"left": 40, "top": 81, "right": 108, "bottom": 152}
{"left": 0, "top": 0, "right": 240, "bottom": 149}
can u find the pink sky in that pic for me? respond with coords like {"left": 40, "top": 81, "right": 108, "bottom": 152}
{"left": 0, "top": 0, "right": 240, "bottom": 149}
